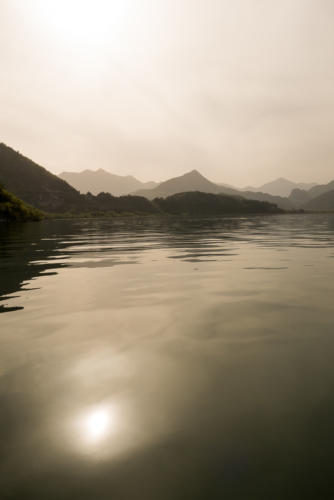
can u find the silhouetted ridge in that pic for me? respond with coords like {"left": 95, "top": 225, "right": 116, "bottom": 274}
{"left": 303, "top": 189, "right": 334, "bottom": 210}
{"left": 154, "top": 191, "right": 282, "bottom": 215}
{"left": 0, "top": 144, "right": 159, "bottom": 214}
{"left": 289, "top": 179, "right": 334, "bottom": 209}
{"left": 132, "top": 169, "right": 294, "bottom": 209}
{"left": 244, "top": 178, "right": 317, "bottom": 197}
{"left": 0, "top": 143, "right": 85, "bottom": 212}
{"left": 59, "top": 168, "right": 158, "bottom": 196}
{"left": 185, "top": 169, "right": 203, "bottom": 177}
{"left": 132, "top": 169, "right": 230, "bottom": 199}
{"left": 0, "top": 143, "right": 285, "bottom": 215}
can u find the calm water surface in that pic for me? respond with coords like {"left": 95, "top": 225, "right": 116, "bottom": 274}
{"left": 1, "top": 214, "right": 334, "bottom": 499}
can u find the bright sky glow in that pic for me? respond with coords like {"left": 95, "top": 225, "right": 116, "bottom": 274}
{"left": 33, "top": 0, "right": 136, "bottom": 50}
{"left": 79, "top": 405, "right": 115, "bottom": 444}
{"left": 1, "top": 0, "right": 334, "bottom": 185}
{"left": 85, "top": 408, "right": 111, "bottom": 440}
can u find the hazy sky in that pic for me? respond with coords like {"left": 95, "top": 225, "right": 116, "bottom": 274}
{"left": 1, "top": 0, "right": 334, "bottom": 186}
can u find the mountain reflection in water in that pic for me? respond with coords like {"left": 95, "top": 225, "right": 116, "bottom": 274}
{"left": 1, "top": 214, "right": 334, "bottom": 499}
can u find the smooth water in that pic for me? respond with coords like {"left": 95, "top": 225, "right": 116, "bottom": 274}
{"left": 1, "top": 214, "right": 334, "bottom": 499}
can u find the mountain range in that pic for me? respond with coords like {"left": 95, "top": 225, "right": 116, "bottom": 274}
{"left": 0, "top": 143, "right": 86, "bottom": 212}
{"left": 131, "top": 170, "right": 295, "bottom": 210}
{"left": 58, "top": 169, "right": 317, "bottom": 199}
{"left": 289, "top": 180, "right": 334, "bottom": 207}
{"left": 131, "top": 172, "right": 334, "bottom": 210}
{"left": 0, "top": 143, "right": 155, "bottom": 214}
{"left": 2, "top": 142, "right": 334, "bottom": 213}
{"left": 59, "top": 169, "right": 318, "bottom": 210}
{"left": 59, "top": 169, "right": 158, "bottom": 196}
{"left": 0, "top": 144, "right": 280, "bottom": 216}
{"left": 132, "top": 169, "right": 231, "bottom": 198}
{"left": 0, "top": 144, "right": 282, "bottom": 216}
{"left": 243, "top": 178, "right": 317, "bottom": 197}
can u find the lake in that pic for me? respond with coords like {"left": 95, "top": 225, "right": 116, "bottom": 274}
{"left": 1, "top": 214, "right": 334, "bottom": 499}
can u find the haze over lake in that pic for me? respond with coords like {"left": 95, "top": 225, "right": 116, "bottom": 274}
{"left": 2, "top": 214, "right": 334, "bottom": 498}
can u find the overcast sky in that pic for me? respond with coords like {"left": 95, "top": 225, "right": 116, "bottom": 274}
{"left": 1, "top": 0, "right": 334, "bottom": 186}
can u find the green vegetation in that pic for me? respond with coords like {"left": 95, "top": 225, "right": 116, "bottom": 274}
{"left": 0, "top": 185, "right": 44, "bottom": 221}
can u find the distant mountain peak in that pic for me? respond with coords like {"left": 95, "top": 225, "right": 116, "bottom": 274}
{"left": 243, "top": 177, "right": 317, "bottom": 197}
{"left": 59, "top": 169, "right": 158, "bottom": 196}
{"left": 131, "top": 168, "right": 224, "bottom": 199}
{"left": 184, "top": 169, "right": 203, "bottom": 177}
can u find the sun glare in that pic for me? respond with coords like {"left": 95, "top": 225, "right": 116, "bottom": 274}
{"left": 32, "top": 0, "right": 135, "bottom": 48}
{"left": 79, "top": 405, "right": 116, "bottom": 445}
{"left": 86, "top": 408, "right": 111, "bottom": 440}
